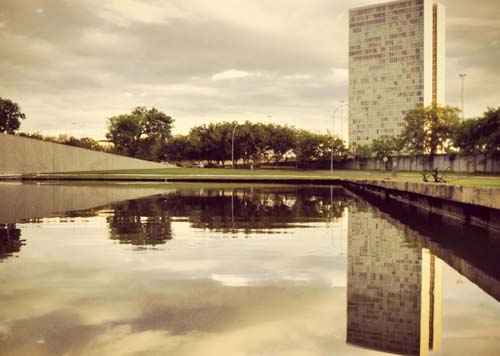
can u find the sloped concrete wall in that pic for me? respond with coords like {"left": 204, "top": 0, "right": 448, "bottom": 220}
{"left": 0, "top": 134, "right": 168, "bottom": 174}
{"left": 0, "top": 182, "right": 172, "bottom": 224}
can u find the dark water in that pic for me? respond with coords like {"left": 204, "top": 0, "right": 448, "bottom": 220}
{"left": 0, "top": 182, "right": 499, "bottom": 356}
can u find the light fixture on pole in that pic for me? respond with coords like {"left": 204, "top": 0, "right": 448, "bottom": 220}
{"left": 231, "top": 124, "right": 238, "bottom": 168}
{"left": 459, "top": 73, "right": 467, "bottom": 120}
{"left": 330, "top": 101, "right": 347, "bottom": 174}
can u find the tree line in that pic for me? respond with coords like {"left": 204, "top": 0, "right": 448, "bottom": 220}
{"left": 1, "top": 96, "right": 499, "bottom": 166}
{"left": 161, "top": 122, "right": 347, "bottom": 166}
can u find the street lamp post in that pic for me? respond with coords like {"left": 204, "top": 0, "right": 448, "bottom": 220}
{"left": 459, "top": 73, "right": 467, "bottom": 120}
{"left": 330, "top": 101, "right": 347, "bottom": 174}
{"left": 231, "top": 124, "right": 237, "bottom": 168}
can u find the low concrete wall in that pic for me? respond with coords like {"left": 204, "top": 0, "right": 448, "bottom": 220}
{"left": 342, "top": 154, "right": 500, "bottom": 174}
{"left": 0, "top": 134, "right": 169, "bottom": 174}
{"left": 346, "top": 179, "right": 500, "bottom": 210}
{"left": 345, "top": 179, "right": 500, "bottom": 232}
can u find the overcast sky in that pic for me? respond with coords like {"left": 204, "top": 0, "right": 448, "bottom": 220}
{"left": 1, "top": 0, "right": 499, "bottom": 139}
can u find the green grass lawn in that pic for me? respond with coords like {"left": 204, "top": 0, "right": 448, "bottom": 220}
{"left": 54, "top": 168, "right": 500, "bottom": 188}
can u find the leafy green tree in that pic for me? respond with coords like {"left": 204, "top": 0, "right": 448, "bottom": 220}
{"left": 326, "top": 136, "right": 348, "bottom": 161}
{"left": 351, "top": 144, "right": 373, "bottom": 159}
{"left": 295, "top": 131, "right": 329, "bottom": 164}
{"left": 18, "top": 132, "right": 104, "bottom": 152}
{"left": 162, "top": 135, "right": 197, "bottom": 162}
{"left": 0, "top": 98, "right": 26, "bottom": 134}
{"left": 234, "top": 122, "right": 256, "bottom": 164}
{"left": 61, "top": 136, "right": 103, "bottom": 151}
{"left": 268, "top": 124, "right": 297, "bottom": 162}
{"left": 215, "top": 121, "right": 238, "bottom": 164}
{"left": 78, "top": 137, "right": 103, "bottom": 151}
{"left": 238, "top": 122, "right": 271, "bottom": 164}
{"left": 106, "top": 107, "right": 173, "bottom": 160}
{"left": 161, "top": 120, "right": 347, "bottom": 167}
{"left": 399, "top": 105, "right": 460, "bottom": 156}
{"left": 455, "top": 107, "right": 500, "bottom": 156}
{"left": 18, "top": 132, "right": 44, "bottom": 140}
{"left": 188, "top": 123, "right": 233, "bottom": 164}
{"left": 371, "top": 135, "right": 401, "bottom": 160}
{"left": 106, "top": 114, "right": 142, "bottom": 156}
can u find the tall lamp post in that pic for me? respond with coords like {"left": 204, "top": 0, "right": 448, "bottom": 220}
{"left": 231, "top": 124, "right": 238, "bottom": 168}
{"left": 459, "top": 73, "right": 467, "bottom": 120}
{"left": 330, "top": 101, "right": 347, "bottom": 173}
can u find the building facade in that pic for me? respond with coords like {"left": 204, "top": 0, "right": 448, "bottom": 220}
{"left": 348, "top": 0, "right": 445, "bottom": 147}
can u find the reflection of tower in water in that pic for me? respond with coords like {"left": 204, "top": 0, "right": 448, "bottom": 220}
{"left": 346, "top": 207, "right": 442, "bottom": 356}
{"left": 329, "top": 207, "right": 348, "bottom": 257}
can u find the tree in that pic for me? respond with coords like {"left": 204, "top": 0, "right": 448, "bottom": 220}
{"left": 162, "top": 135, "right": 197, "bottom": 162}
{"left": 61, "top": 136, "right": 103, "bottom": 151}
{"left": 240, "top": 122, "right": 271, "bottom": 164}
{"left": 188, "top": 123, "right": 233, "bottom": 164}
{"left": 78, "top": 137, "right": 103, "bottom": 151}
{"left": 295, "top": 131, "right": 329, "bottom": 164}
{"left": 399, "top": 104, "right": 460, "bottom": 156}
{"left": 18, "top": 132, "right": 44, "bottom": 141}
{"left": 268, "top": 124, "right": 297, "bottom": 162}
{"left": 455, "top": 107, "right": 500, "bottom": 157}
{"left": 106, "top": 107, "right": 174, "bottom": 160}
{"left": 351, "top": 144, "right": 373, "bottom": 159}
{"left": 156, "top": 120, "right": 350, "bottom": 167}
{"left": 106, "top": 114, "right": 143, "bottom": 157}
{"left": 0, "top": 98, "right": 26, "bottom": 134}
{"left": 327, "top": 136, "right": 348, "bottom": 161}
{"left": 140, "top": 107, "right": 174, "bottom": 144}
{"left": 370, "top": 135, "right": 401, "bottom": 160}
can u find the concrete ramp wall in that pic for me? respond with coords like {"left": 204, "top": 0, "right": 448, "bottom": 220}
{"left": 0, "top": 134, "right": 168, "bottom": 174}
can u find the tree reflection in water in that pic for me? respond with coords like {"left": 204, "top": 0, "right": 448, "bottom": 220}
{"left": 107, "top": 197, "right": 173, "bottom": 246}
{"left": 106, "top": 186, "right": 352, "bottom": 245}
{"left": 0, "top": 224, "right": 24, "bottom": 261}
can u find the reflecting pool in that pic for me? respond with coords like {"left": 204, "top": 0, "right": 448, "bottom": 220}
{"left": 0, "top": 182, "right": 499, "bottom": 356}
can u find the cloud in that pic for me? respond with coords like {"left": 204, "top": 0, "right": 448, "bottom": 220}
{"left": 0, "top": 0, "right": 498, "bottom": 138}
{"left": 284, "top": 74, "right": 313, "bottom": 80}
{"left": 211, "top": 69, "right": 253, "bottom": 81}
{"left": 330, "top": 68, "right": 349, "bottom": 85}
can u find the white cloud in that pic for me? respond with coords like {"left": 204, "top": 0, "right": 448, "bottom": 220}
{"left": 330, "top": 68, "right": 349, "bottom": 84}
{"left": 284, "top": 74, "right": 313, "bottom": 80}
{"left": 211, "top": 69, "right": 253, "bottom": 81}
{"left": 211, "top": 274, "right": 251, "bottom": 287}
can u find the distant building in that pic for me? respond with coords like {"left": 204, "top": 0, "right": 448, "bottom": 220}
{"left": 346, "top": 207, "right": 442, "bottom": 356}
{"left": 348, "top": 0, "right": 445, "bottom": 147}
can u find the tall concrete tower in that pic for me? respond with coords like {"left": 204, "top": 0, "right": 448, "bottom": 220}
{"left": 348, "top": 0, "right": 446, "bottom": 147}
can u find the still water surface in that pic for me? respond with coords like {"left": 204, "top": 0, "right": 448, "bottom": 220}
{"left": 0, "top": 182, "right": 499, "bottom": 356}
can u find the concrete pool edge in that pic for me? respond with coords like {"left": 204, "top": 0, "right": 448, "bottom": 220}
{"left": 344, "top": 180, "right": 500, "bottom": 233}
